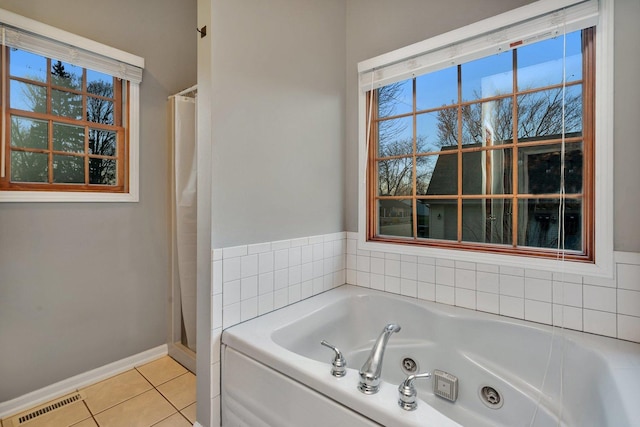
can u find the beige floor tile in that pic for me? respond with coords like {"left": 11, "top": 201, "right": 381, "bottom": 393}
{"left": 3, "top": 400, "right": 91, "bottom": 427}
{"left": 93, "top": 389, "right": 176, "bottom": 427}
{"left": 81, "top": 369, "right": 153, "bottom": 415}
{"left": 136, "top": 357, "right": 187, "bottom": 387}
{"left": 180, "top": 403, "right": 196, "bottom": 424}
{"left": 152, "top": 412, "right": 192, "bottom": 427}
{"left": 156, "top": 372, "right": 196, "bottom": 410}
{"left": 71, "top": 418, "right": 99, "bottom": 427}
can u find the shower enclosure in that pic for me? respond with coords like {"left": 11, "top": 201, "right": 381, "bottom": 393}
{"left": 168, "top": 86, "right": 197, "bottom": 372}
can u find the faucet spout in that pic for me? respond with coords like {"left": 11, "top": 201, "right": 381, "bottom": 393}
{"left": 358, "top": 323, "right": 401, "bottom": 394}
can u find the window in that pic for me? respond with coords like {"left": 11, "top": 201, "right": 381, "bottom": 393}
{"left": 0, "top": 9, "right": 143, "bottom": 202}
{"left": 368, "top": 29, "right": 593, "bottom": 261}
{"left": 358, "top": 0, "right": 614, "bottom": 275}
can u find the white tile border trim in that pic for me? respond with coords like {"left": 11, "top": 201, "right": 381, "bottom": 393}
{"left": 0, "top": 344, "right": 168, "bottom": 419}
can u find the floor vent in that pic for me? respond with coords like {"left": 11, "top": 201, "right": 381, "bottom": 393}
{"left": 6, "top": 392, "right": 86, "bottom": 427}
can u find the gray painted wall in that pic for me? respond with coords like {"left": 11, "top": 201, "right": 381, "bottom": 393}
{"left": 344, "top": 0, "right": 640, "bottom": 253}
{"left": 0, "top": 0, "right": 196, "bottom": 401}
{"left": 210, "top": 0, "right": 346, "bottom": 249}
{"left": 613, "top": 0, "right": 640, "bottom": 253}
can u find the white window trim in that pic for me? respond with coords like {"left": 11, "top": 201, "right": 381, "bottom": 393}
{"left": 357, "top": 0, "right": 615, "bottom": 278}
{"left": 0, "top": 8, "right": 143, "bottom": 202}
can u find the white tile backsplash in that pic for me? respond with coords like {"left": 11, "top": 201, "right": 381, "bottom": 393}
{"left": 435, "top": 266, "right": 455, "bottom": 286}
{"left": 455, "top": 268, "right": 476, "bottom": 290}
{"left": 385, "top": 259, "right": 401, "bottom": 277}
{"left": 455, "top": 288, "right": 476, "bottom": 309}
{"left": 385, "top": 275, "right": 401, "bottom": 294}
{"left": 477, "top": 271, "right": 499, "bottom": 294}
{"left": 583, "top": 309, "right": 617, "bottom": 337}
{"left": 401, "top": 261, "right": 417, "bottom": 280}
{"left": 240, "top": 254, "right": 258, "bottom": 278}
{"left": 436, "top": 284, "right": 455, "bottom": 305}
{"left": 553, "top": 281, "right": 583, "bottom": 307}
{"left": 289, "top": 247, "right": 302, "bottom": 266}
{"left": 617, "top": 289, "right": 640, "bottom": 317}
{"left": 500, "top": 274, "right": 524, "bottom": 298}
{"left": 417, "top": 281, "right": 435, "bottom": 301}
{"left": 583, "top": 285, "right": 617, "bottom": 312}
{"left": 400, "top": 278, "right": 417, "bottom": 298}
{"left": 618, "top": 314, "right": 640, "bottom": 342}
{"left": 525, "top": 299, "right": 552, "bottom": 324}
{"left": 617, "top": 263, "right": 640, "bottom": 291}
{"left": 525, "top": 277, "right": 552, "bottom": 302}
{"left": 500, "top": 295, "right": 524, "bottom": 319}
{"left": 216, "top": 233, "right": 640, "bottom": 348}
{"left": 240, "top": 275, "right": 258, "bottom": 300}
{"left": 222, "top": 257, "right": 241, "bottom": 282}
{"left": 477, "top": 291, "right": 499, "bottom": 314}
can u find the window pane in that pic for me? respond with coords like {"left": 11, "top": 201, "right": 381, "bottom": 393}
{"left": 53, "top": 154, "right": 84, "bottom": 183}
{"left": 518, "top": 143, "right": 583, "bottom": 195}
{"left": 462, "top": 148, "right": 513, "bottom": 195}
{"left": 419, "top": 152, "right": 457, "bottom": 196}
{"left": 378, "top": 199, "right": 413, "bottom": 237}
{"left": 462, "top": 99, "right": 514, "bottom": 147}
{"left": 378, "top": 116, "right": 413, "bottom": 157}
{"left": 416, "top": 66, "right": 457, "bottom": 110}
{"left": 89, "top": 129, "right": 117, "bottom": 156}
{"left": 10, "top": 80, "right": 47, "bottom": 113}
{"left": 377, "top": 80, "right": 412, "bottom": 118}
{"left": 462, "top": 199, "right": 512, "bottom": 244}
{"left": 87, "top": 97, "right": 114, "bottom": 125}
{"left": 9, "top": 49, "right": 46, "bottom": 82}
{"left": 10, "top": 151, "right": 48, "bottom": 182}
{"left": 420, "top": 199, "right": 457, "bottom": 241}
{"left": 378, "top": 158, "right": 412, "bottom": 196}
{"left": 50, "top": 60, "right": 82, "bottom": 90}
{"left": 517, "top": 85, "right": 582, "bottom": 140}
{"left": 87, "top": 70, "right": 115, "bottom": 98}
{"left": 419, "top": 108, "right": 457, "bottom": 150}
{"left": 517, "top": 30, "right": 582, "bottom": 90}
{"left": 89, "top": 158, "right": 117, "bottom": 185}
{"left": 415, "top": 154, "right": 437, "bottom": 195}
{"left": 462, "top": 52, "right": 513, "bottom": 102}
{"left": 518, "top": 198, "right": 582, "bottom": 251}
{"left": 53, "top": 123, "right": 85, "bottom": 153}
{"left": 52, "top": 89, "right": 82, "bottom": 119}
{"left": 11, "top": 116, "right": 48, "bottom": 149}
{"left": 416, "top": 200, "right": 430, "bottom": 238}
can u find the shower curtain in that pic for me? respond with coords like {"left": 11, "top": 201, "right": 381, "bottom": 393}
{"left": 170, "top": 92, "right": 197, "bottom": 351}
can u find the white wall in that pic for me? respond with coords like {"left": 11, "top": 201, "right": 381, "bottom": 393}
{"left": 210, "top": 0, "right": 346, "bottom": 249}
{"left": 0, "top": 0, "right": 196, "bottom": 402}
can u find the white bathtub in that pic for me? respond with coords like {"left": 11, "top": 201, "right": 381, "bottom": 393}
{"left": 221, "top": 285, "right": 640, "bottom": 427}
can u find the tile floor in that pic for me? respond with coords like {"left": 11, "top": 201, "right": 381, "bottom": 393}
{"left": 1, "top": 356, "right": 195, "bottom": 427}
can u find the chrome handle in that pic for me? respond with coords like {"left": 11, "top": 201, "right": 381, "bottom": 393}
{"left": 320, "top": 340, "right": 347, "bottom": 377}
{"left": 398, "top": 371, "right": 431, "bottom": 411}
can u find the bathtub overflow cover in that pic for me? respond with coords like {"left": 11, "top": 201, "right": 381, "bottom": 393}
{"left": 479, "top": 385, "right": 504, "bottom": 409}
{"left": 401, "top": 357, "right": 419, "bottom": 375}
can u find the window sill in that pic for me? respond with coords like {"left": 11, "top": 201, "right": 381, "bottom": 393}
{"left": 357, "top": 233, "right": 614, "bottom": 279}
{"left": 0, "top": 190, "right": 138, "bottom": 203}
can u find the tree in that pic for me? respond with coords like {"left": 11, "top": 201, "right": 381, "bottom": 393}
{"left": 10, "top": 58, "right": 117, "bottom": 185}
{"left": 376, "top": 82, "right": 431, "bottom": 196}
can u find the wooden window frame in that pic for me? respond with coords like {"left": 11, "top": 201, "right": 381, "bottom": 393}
{"left": 366, "top": 29, "right": 595, "bottom": 262}
{"left": 0, "top": 47, "right": 130, "bottom": 193}
{"left": 0, "top": 7, "right": 143, "bottom": 203}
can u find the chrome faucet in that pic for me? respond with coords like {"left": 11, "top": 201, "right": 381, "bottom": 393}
{"left": 358, "top": 323, "right": 401, "bottom": 394}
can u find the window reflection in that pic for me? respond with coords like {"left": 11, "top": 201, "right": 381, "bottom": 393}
{"left": 378, "top": 199, "right": 413, "bottom": 237}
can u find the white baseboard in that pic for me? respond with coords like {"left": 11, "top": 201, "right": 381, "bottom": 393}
{"left": 0, "top": 344, "right": 168, "bottom": 418}
{"left": 193, "top": 423, "right": 205, "bottom": 427}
